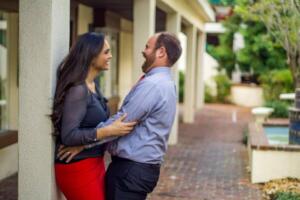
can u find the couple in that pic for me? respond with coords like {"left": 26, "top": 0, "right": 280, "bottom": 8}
{"left": 52, "top": 31, "right": 182, "bottom": 200}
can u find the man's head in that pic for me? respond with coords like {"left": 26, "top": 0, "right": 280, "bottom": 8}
{"left": 142, "top": 32, "right": 182, "bottom": 73}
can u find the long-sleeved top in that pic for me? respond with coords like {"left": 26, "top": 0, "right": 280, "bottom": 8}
{"left": 55, "top": 83, "right": 110, "bottom": 163}
{"left": 94, "top": 66, "right": 177, "bottom": 164}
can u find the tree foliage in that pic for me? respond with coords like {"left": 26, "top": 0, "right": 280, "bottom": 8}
{"left": 235, "top": 0, "right": 300, "bottom": 88}
{"left": 208, "top": 2, "right": 289, "bottom": 79}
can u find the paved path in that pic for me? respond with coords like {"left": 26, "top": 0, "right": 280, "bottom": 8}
{"left": 149, "top": 104, "right": 262, "bottom": 200}
{"left": 0, "top": 104, "right": 262, "bottom": 200}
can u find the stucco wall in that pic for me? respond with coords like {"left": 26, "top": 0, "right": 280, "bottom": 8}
{"left": 231, "top": 84, "right": 264, "bottom": 107}
{"left": 77, "top": 4, "right": 93, "bottom": 35}
{"left": 0, "top": 144, "right": 18, "bottom": 181}
{"left": 251, "top": 150, "right": 300, "bottom": 183}
{"left": 203, "top": 52, "right": 218, "bottom": 96}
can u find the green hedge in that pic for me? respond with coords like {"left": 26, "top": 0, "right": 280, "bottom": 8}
{"left": 214, "top": 74, "right": 231, "bottom": 103}
{"left": 264, "top": 100, "right": 290, "bottom": 118}
{"left": 273, "top": 192, "right": 300, "bottom": 200}
{"left": 259, "top": 69, "right": 294, "bottom": 102}
{"left": 179, "top": 71, "right": 184, "bottom": 103}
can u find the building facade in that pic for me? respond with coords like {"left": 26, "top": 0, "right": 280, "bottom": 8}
{"left": 0, "top": 0, "right": 214, "bottom": 199}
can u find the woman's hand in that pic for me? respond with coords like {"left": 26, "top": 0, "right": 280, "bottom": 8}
{"left": 105, "top": 113, "right": 137, "bottom": 137}
{"left": 57, "top": 145, "right": 84, "bottom": 163}
{"left": 96, "top": 113, "right": 137, "bottom": 140}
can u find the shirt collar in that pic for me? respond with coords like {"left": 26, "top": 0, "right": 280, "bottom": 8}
{"left": 145, "top": 66, "right": 171, "bottom": 77}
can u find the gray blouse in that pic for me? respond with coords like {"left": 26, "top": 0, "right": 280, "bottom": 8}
{"left": 55, "top": 83, "right": 109, "bottom": 163}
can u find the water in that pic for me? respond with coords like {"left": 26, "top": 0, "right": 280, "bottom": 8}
{"left": 263, "top": 126, "right": 289, "bottom": 145}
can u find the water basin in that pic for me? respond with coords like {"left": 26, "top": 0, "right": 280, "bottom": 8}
{"left": 263, "top": 126, "right": 289, "bottom": 145}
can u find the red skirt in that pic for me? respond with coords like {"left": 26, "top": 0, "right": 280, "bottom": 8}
{"left": 55, "top": 157, "right": 105, "bottom": 200}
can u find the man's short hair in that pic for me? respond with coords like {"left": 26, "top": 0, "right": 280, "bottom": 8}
{"left": 155, "top": 32, "right": 182, "bottom": 66}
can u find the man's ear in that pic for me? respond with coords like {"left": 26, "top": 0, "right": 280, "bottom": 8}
{"left": 157, "top": 46, "right": 167, "bottom": 58}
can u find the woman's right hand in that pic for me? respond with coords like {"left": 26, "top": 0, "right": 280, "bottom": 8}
{"left": 104, "top": 113, "right": 137, "bottom": 137}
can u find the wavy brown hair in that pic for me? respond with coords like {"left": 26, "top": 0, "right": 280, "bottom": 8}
{"left": 51, "top": 32, "right": 105, "bottom": 136}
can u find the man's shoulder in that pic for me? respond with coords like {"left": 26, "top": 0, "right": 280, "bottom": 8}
{"left": 145, "top": 73, "right": 173, "bottom": 85}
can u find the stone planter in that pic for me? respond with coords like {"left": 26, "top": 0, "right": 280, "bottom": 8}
{"left": 231, "top": 84, "right": 264, "bottom": 107}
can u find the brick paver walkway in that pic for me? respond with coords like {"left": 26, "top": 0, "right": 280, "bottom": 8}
{"left": 0, "top": 104, "right": 262, "bottom": 200}
{"left": 149, "top": 104, "right": 262, "bottom": 200}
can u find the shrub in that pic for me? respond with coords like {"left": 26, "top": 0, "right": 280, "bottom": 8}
{"left": 179, "top": 71, "right": 184, "bottom": 103}
{"left": 214, "top": 73, "right": 231, "bottom": 103}
{"left": 272, "top": 192, "right": 300, "bottom": 200}
{"left": 242, "top": 128, "right": 248, "bottom": 145}
{"left": 204, "top": 85, "right": 215, "bottom": 103}
{"left": 259, "top": 69, "right": 294, "bottom": 101}
{"left": 264, "top": 100, "right": 290, "bottom": 118}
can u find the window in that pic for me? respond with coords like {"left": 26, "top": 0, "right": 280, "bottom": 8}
{"left": 95, "top": 29, "right": 119, "bottom": 98}
{"left": 0, "top": 10, "right": 19, "bottom": 131}
{"left": 0, "top": 11, "right": 8, "bottom": 131}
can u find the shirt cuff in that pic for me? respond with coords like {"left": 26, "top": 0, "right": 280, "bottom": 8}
{"left": 96, "top": 121, "right": 105, "bottom": 129}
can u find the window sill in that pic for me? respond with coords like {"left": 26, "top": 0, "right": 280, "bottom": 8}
{"left": 0, "top": 130, "right": 18, "bottom": 149}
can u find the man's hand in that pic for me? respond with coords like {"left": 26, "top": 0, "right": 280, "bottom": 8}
{"left": 57, "top": 145, "right": 84, "bottom": 163}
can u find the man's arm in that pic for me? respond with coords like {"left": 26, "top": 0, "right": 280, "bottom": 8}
{"left": 85, "top": 80, "right": 160, "bottom": 148}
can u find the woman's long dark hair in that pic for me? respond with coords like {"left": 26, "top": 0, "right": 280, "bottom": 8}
{"left": 51, "top": 32, "right": 105, "bottom": 136}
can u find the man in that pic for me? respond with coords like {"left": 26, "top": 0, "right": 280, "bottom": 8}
{"left": 59, "top": 32, "right": 182, "bottom": 200}
{"left": 104, "top": 32, "right": 181, "bottom": 200}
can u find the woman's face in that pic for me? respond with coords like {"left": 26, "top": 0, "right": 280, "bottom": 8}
{"left": 93, "top": 39, "right": 112, "bottom": 71}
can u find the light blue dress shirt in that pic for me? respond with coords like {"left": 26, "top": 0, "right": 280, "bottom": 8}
{"left": 91, "top": 66, "right": 177, "bottom": 164}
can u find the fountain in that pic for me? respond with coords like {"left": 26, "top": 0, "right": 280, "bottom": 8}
{"left": 289, "top": 89, "right": 300, "bottom": 144}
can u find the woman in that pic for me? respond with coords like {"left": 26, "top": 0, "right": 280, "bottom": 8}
{"left": 51, "top": 32, "right": 136, "bottom": 200}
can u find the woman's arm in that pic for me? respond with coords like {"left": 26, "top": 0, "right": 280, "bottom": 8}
{"left": 60, "top": 84, "right": 97, "bottom": 146}
{"left": 60, "top": 85, "right": 136, "bottom": 146}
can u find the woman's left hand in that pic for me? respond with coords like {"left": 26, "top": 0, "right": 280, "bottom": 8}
{"left": 57, "top": 145, "right": 84, "bottom": 163}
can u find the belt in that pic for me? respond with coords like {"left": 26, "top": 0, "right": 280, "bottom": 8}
{"left": 111, "top": 156, "right": 161, "bottom": 169}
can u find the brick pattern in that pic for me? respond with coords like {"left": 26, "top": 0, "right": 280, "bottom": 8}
{"left": 148, "top": 104, "right": 262, "bottom": 200}
{"left": 0, "top": 104, "right": 262, "bottom": 200}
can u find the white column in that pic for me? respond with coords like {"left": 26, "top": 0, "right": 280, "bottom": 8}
{"left": 7, "top": 13, "right": 18, "bottom": 130}
{"left": 195, "top": 31, "right": 206, "bottom": 110}
{"left": 133, "top": 0, "right": 156, "bottom": 82}
{"left": 19, "top": 1, "right": 69, "bottom": 200}
{"left": 166, "top": 12, "right": 180, "bottom": 145}
{"left": 183, "top": 25, "right": 197, "bottom": 123}
{"left": 119, "top": 19, "right": 133, "bottom": 107}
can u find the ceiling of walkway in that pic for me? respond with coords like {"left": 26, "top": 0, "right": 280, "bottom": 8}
{"left": 78, "top": 0, "right": 166, "bottom": 31}
{"left": 0, "top": 0, "right": 18, "bottom": 12}
{"left": 0, "top": 0, "right": 166, "bottom": 31}
{"left": 78, "top": 0, "right": 133, "bottom": 20}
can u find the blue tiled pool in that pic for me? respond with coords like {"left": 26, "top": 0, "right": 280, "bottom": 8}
{"left": 263, "top": 126, "right": 289, "bottom": 145}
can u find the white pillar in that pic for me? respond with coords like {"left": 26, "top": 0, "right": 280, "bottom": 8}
{"left": 195, "top": 31, "right": 206, "bottom": 110}
{"left": 119, "top": 19, "right": 133, "bottom": 107}
{"left": 19, "top": 1, "right": 69, "bottom": 200}
{"left": 133, "top": 0, "right": 156, "bottom": 82}
{"left": 183, "top": 25, "right": 197, "bottom": 123}
{"left": 7, "top": 13, "right": 18, "bottom": 130}
{"left": 166, "top": 12, "right": 181, "bottom": 145}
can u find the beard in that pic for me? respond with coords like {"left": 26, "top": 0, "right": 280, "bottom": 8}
{"left": 142, "top": 51, "right": 155, "bottom": 73}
